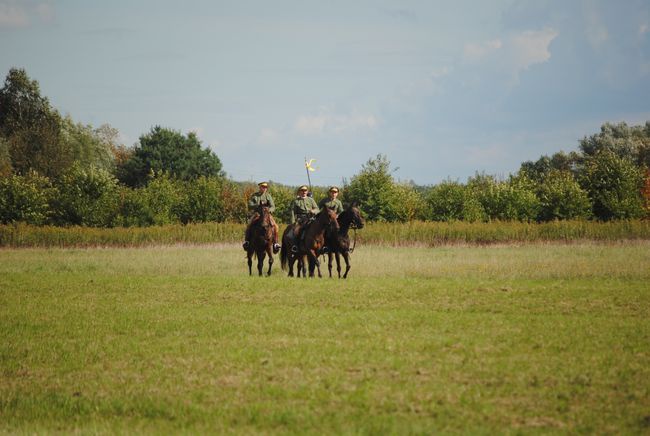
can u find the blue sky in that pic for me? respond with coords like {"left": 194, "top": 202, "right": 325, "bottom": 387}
{"left": 1, "top": 0, "right": 649, "bottom": 186}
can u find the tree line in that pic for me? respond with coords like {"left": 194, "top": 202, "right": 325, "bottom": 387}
{"left": 1, "top": 68, "right": 649, "bottom": 227}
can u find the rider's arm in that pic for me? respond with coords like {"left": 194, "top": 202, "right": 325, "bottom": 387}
{"left": 266, "top": 194, "right": 276, "bottom": 213}
{"left": 310, "top": 198, "right": 320, "bottom": 214}
{"left": 247, "top": 194, "right": 258, "bottom": 211}
{"left": 290, "top": 203, "right": 296, "bottom": 224}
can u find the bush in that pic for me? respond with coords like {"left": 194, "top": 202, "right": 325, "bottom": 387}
{"left": 468, "top": 174, "right": 540, "bottom": 221}
{"left": 425, "top": 180, "right": 486, "bottom": 222}
{"left": 176, "top": 176, "right": 225, "bottom": 224}
{"left": 53, "top": 164, "right": 120, "bottom": 227}
{"left": 0, "top": 172, "right": 56, "bottom": 225}
{"left": 536, "top": 170, "right": 592, "bottom": 221}
{"left": 579, "top": 149, "right": 644, "bottom": 220}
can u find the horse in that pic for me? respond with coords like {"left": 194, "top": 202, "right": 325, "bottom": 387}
{"left": 324, "top": 202, "right": 365, "bottom": 279}
{"left": 280, "top": 208, "right": 339, "bottom": 278}
{"left": 246, "top": 204, "right": 274, "bottom": 276}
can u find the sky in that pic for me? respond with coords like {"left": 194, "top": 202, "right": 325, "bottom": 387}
{"left": 1, "top": 0, "right": 649, "bottom": 186}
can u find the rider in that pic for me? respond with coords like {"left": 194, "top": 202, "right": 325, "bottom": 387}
{"left": 318, "top": 186, "right": 344, "bottom": 215}
{"left": 290, "top": 185, "right": 319, "bottom": 249}
{"left": 318, "top": 186, "right": 343, "bottom": 253}
{"left": 243, "top": 181, "right": 281, "bottom": 253}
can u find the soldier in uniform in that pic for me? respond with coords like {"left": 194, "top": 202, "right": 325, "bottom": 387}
{"left": 287, "top": 185, "right": 319, "bottom": 250}
{"left": 243, "top": 181, "right": 281, "bottom": 253}
{"left": 318, "top": 186, "right": 344, "bottom": 215}
{"left": 291, "top": 185, "right": 319, "bottom": 224}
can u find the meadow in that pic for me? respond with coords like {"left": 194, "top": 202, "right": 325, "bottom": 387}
{"left": 1, "top": 242, "right": 649, "bottom": 433}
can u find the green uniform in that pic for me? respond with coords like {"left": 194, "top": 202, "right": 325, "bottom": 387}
{"left": 248, "top": 191, "right": 276, "bottom": 213}
{"left": 291, "top": 196, "right": 319, "bottom": 223}
{"left": 318, "top": 197, "right": 343, "bottom": 214}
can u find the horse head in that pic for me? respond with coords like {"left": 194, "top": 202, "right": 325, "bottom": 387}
{"left": 349, "top": 201, "right": 365, "bottom": 229}
{"left": 319, "top": 207, "right": 340, "bottom": 231}
{"left": 256, "top": 203, "right": 272, "bottom": 229}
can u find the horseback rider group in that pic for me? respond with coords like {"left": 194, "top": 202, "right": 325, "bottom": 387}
{"left": 243, "top": 183, "right": 344, "bottom": 253}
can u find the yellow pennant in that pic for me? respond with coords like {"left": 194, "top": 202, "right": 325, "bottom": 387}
{"left": 305, "top": 158, "right": 316, "bottom": 172}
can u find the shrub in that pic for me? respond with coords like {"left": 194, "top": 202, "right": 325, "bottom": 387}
{"left": 579, "top": 149, "right": 644, "bottom": 220}
{"left": 0, "top": 172, "right": 56, "bottom": 225}
{"left": 425, "top": 180, "right": 486, "bottom": 222}
{"left": 536, "top": 170, "right": 592, "bottom": 221}
{"left": 53, "top": 164, "right": 120, "bottom": 227}
{"left": 176, "top": 176, "right": 224, "bottom": 223}
{"left": 468, "top": 174, "right": 540, "bottom": 221}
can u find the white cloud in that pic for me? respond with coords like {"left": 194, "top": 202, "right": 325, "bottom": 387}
{"left": 0, "top": 1, "right": 28, "bottom": 28}
{"left": 293, "top": 110, "right": 378, "bottom": 136}
{"left": 510, "top": 27, "right": 559, "bottom": 73}
{"left": 640, "top": 24, "right": 649, "bottom": 36}
{"left": 463, "top": 28, "right": 558, "bottom": 81}
{"left": 0, "top": 1, "right": 53, "bottom": 28}
{"left": 257, "top": 128, "right": 279, "bottom": 144}
{"left": 463, "top": 39, "right": 502, "bottom": 62}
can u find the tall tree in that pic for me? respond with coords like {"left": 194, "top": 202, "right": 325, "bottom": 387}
{"left": 0, "top": 68, "right": 70, "bottom": 178}
{"left": 117, "top": 126, "right": 223, "bottom": 187}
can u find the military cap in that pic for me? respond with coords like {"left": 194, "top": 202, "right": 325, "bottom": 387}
{"left": 329, "top": 186, "right": 339, "bottom": 193}
{"left": 297, "top": 185, "right": 308, "bottom": 192}
{"left": 258, "top": 182, "right": 269, "bottom": 187}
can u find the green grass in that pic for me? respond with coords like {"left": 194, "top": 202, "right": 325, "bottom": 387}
{"left": 2, "top": 219, "right": 650, "bottom": 247}
{"left": 1, "top": 243, "right": 649, "bottom": 433}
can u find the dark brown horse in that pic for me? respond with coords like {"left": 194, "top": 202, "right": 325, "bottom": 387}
{"left": 246, "top": 204, "right": 274, "bottom": 276}
{"left": 324, "top": 202, "right": 365, "bottom": 278}
{"left": 280, "top": 208, "right": 339, "bottom": 278}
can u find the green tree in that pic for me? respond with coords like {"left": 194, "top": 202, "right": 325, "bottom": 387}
{"left": 425, "top": 180, "right": 485, "bottom": 222}
{"left": 579, "top": 149, "right": 644, "bottom": 220}
{"left": 0, "top": 137, "right": 11, "bottom": 177}
{"left": 0, "top": 172, "right": 56, "bottom": 225}
{"left": 60, "top": 116, "right": 116, "bottom": 172}
{"left": 0, "top": 68, "right": 70, "bottom": 178}
{"left": 536, "top": 170, "right": 592, "bottom": 221}
{"left": 118, "top": 126, "right": 223, "bottom": 187}
{"left": 343, "top": 154, "right": 395, "bottom": 221}
{"left": 176, "top": 176, "right": 225, "bottom": 223}
{"left": 468, "top": 173, "right": 540, "bottom": 221}
{"left": 579, "top": 121, "right": 650, "bottom": 167}
{"left": 53, "top": 164, "right": 121, "bottom": 227}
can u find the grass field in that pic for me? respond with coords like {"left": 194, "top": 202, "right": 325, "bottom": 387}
{"left": 1, "top": 242, "right": 649, "bottom": 433}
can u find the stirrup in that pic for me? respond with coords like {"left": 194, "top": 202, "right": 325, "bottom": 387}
{"left": 273, "top": 243, "right": 281, "bottom": 253}
{"left": 242, "top": 241, "right": 249, "bottom": 250}
{"left": 321, "top": 246, "right": 329, "bottom": 254}
{"left": 291, "top": 245, "right": 298, "bottom": 253}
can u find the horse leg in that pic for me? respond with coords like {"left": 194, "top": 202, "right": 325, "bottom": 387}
{"left": 257, "top": 251, "right": 265, "bottom": 276}
{"left": 247, "top": 252, "right": 253, "bottom": 276}
{"left": 309, "top": 250, "right": 321, "bottom": 278}
{"left": 336, "top": 252, "right": 342, "bottom": 278}
{"left": 327, "top": 252, "right": 333, "bottom": 278}
{"left": 266, "top": 246, "right": 273, "bottom": 276}
{"left": 342, "top": 251, "right": 351, "bottom": 279}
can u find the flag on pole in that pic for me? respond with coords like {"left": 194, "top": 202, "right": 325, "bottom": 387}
{"left": 305, "top": 158, "right": 316, "bottom": 172}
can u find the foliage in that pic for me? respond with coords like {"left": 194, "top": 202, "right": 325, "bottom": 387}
{"left": 425, "top": 180, "right": 486, "bottom": 222}
{"left": 536, "top": 170, "right": 592, "bottom": 221}
{"left": 343, "top": 154, "right": 422, "bottom": 222}
{"left": 0, "top": 172, "right": 56, "bottom": 225}
{"left": 59, "top": 116, "right": 116, "bottom": 172}
{"left": 468, "top": 174, "right": 540, "bottom": 221}
{"left": 579, "top": 121, "right": 650, "bottom": 167}
{"left": 117, "top": 126, "right": 223, "bottom": 187}
{"left": 386, "top": 182, "right": 427, "bottom": 222}
{"left": 175, "top": 177, "right": 225, "bottom": 224}
{"left": 579, "top": 149, "right": 644, "bottom": 220}
{"left": 53, "top": 164, "right": 121, "bottom": 227}
{"left": 0, "top": 137, "right": 11, "bottom": 177}
{"left": 0, "top": 68, "right": 71, "bottom": 178}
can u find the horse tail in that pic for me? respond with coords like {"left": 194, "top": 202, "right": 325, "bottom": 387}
{"left": 280, "top": 241, "right": 288, "bottom": 270}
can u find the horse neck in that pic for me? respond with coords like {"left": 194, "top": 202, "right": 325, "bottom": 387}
{"left": 337, "top": 210, "right": 352, "bottom": 236}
